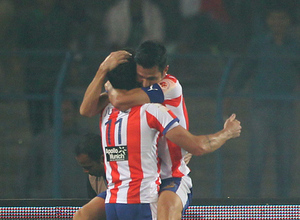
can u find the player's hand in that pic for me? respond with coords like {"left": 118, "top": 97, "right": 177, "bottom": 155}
{"left": 99, "top": 50, "right": 132, "bottom": 72}
{"left": 223, "top": 113, "right": 242, "bottom": 139}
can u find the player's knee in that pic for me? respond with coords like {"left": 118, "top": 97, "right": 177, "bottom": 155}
{"left": 158, "top": 205, "right": 182, "bottom": 220}
{"left": 158, "top": 191, "right": 183, "bottom": 220}
{"left": 159, "top": 198, "right": 176, "bottom": 210}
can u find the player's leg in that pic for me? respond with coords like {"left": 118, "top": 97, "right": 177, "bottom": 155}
{"left": 157, "top": 176, "right": 192, "bottom": 220}
{"left": 105, "top": 203, "right": 118, "bottom": 220}
{"left": 157, "top": 190, "right": 182, "bottom": 220}
{"left": 73, "top": 194, "right": 106, "bottom": 220}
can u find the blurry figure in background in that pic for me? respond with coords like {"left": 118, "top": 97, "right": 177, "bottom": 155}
{"left": 0, "top": 0, "right": 16, "bottom": 52}
{"left": 16, "top": 0, "right": 73, "bottom": 135}
{"left": 75, "top": 133, "right": 107, "bottom": 198}
{"left": 172, "top": 0, "right": 231, "bottom": 92}
{"left": 67, "top": 1, "right": 115, "bottom": 52}
{"left": 152, "top": 0, "right": 181, "bottom": 44}
{"left": 0, "top": 0, "right": 20, "bottom": 94}
{"left": 232, "top": 3, "right": 300, "bottom": 198}
{"left": 178, "top": 0, "right": 230, "bottom": 54}
{"left": 103, "top": 0, "right": 165, "bottom": 50}
{"left": 73, "top": 133, "right": 107, "bottom": 220}
{"left": 20, "top": 99, "right": 90, "bottom": 198}
{"left": 62, "top": 1, "right": 114, "bottom": 94}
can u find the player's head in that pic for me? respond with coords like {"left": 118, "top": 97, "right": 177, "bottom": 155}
{"left": 107, "top": 49, "right": 140, "bottom": 90}
{"left": 134, "top": 40, "right": 169, "bottom": 87}
{"left": 75, "top": 133, "right": 105, "bottom": 177}
{"left": 135, "top": 40, "right": 167, "bottom": 72}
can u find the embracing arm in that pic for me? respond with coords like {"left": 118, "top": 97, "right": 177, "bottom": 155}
{"left": 165, "top": 114, "right": 241, "bottom": 156}
{"left": 106, "top": 80, "right": 165, "bottom": 111}
{"left": 107, "top": 86, "right": 150, "bottom": 112}
{"left": 80, "top": 51, "right": 132, "bottom": 117}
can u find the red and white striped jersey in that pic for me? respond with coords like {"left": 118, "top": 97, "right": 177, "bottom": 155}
{"left": 157, "top": 74, "right": 191, "bottom": 179}
{"left": 100, "top": 103, "right": 179, "bottom": 204}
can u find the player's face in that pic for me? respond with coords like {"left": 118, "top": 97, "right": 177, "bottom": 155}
{"left": 76, "top": 154, "right": 104, "bottom": 177}
{"left": 136, "top": 65, "right": 168, "bottom": 87}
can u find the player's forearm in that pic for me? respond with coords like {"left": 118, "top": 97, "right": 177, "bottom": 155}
{"left": 109, "top": 88, "right": 150, "bottom": 111}
{"left": 166, "top": 126, "right": 236, "bottom": 156}
{"left": 200, "top": 113, "right": 242, "bottom": 154}
{"left": 182, "top": 129, "right": 233, "bottom": 156}
{"left": 80, "top": 68, "right": 107, "bottom": 117}
{"left": 199, "top": 129, "right": 232, "bottom": 154}
{"left": 108, "top": 89, "right": 131, "bottom": 111}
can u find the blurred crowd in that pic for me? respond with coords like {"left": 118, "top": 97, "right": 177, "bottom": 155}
{"left": 0, "top": 0, "right": 299, "bottom": 54}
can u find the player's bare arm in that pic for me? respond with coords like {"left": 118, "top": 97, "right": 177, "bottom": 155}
{"left": 80, "top": 50, "right": 131, "bottom": 117}
{"left": 106, "top": 76, "right": 178, "bottom": 112}
{"left": 165, "top": 114, "right": 242, "bottom": 156}
{"left": 105, "top": 81, "right": 150, "bottom": 111}
{"left": 106, "top": 64, "right": 169, "bottom": 111}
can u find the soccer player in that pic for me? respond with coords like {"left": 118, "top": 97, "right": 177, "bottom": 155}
{"left": 80, "top": 50, "right": 241, "bottom": 220}
{"left": 105, "top": 41, "right": 192, "bottom": 219}
{"left": 77, "top": 51, "right": 131, "bottom": 220}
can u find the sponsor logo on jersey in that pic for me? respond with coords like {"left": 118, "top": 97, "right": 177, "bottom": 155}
{"left": 147, "top": 85, "right": 159, "bottom": 91}
{"left": 162, "top": 181, "right": 176, "bottom": 189}
{"left": 105, "top": 146, "right": 128, "bottom": 161}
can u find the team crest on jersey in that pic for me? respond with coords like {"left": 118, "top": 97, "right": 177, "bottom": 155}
{"left": 105, "top": 146, "right": 128, "bottom": 161}
{"left": 159, "top": 81, "right": 169, "bottom": 88}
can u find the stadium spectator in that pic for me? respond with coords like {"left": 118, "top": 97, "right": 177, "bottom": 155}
{"left": 75, "top": 133, "right": 106, "bottom": 197}
{"left": 177, "top": 0, "right": 230, "bottom": 54}
{"left": 0, "top": 0, "right": 20, "bottom": 94}
{"left": 103, "top": 0, "right": 165, "bottom": 50}
{"left": 73, "top": 133, "right": 107, "bottom": 220}
{"left": 16, "top": 0, "right": 73, "bottom": 135}
{"left": 232, "top": 3, "right": 300, "bottom": 198}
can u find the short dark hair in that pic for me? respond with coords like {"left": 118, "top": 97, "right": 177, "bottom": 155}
{"left": 75, "top": 133, "right": 103, "bottom": 162}
{"left": 134, "top": 40, "right": 167, "bottom": 73}
{"left": 107, "top": 49, "right": 139, "bottom": 90}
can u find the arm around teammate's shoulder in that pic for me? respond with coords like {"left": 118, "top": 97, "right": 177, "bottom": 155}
{"left": 107, "top": 86, "right": 151, "bottom": 111}
{"left": 165, "top": 114, "right": 241, "bottom": 156}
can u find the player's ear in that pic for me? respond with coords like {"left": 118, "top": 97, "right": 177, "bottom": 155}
{"left": 163, "top": 65, "right": 169, "bottom": 75}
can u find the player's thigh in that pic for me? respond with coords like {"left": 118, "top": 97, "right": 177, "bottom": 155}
{"left": 158, "top": 176, "right": 192, "bottom": 215}
{"left": 73, "top": 196, "right": 106, "bottom": 220}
